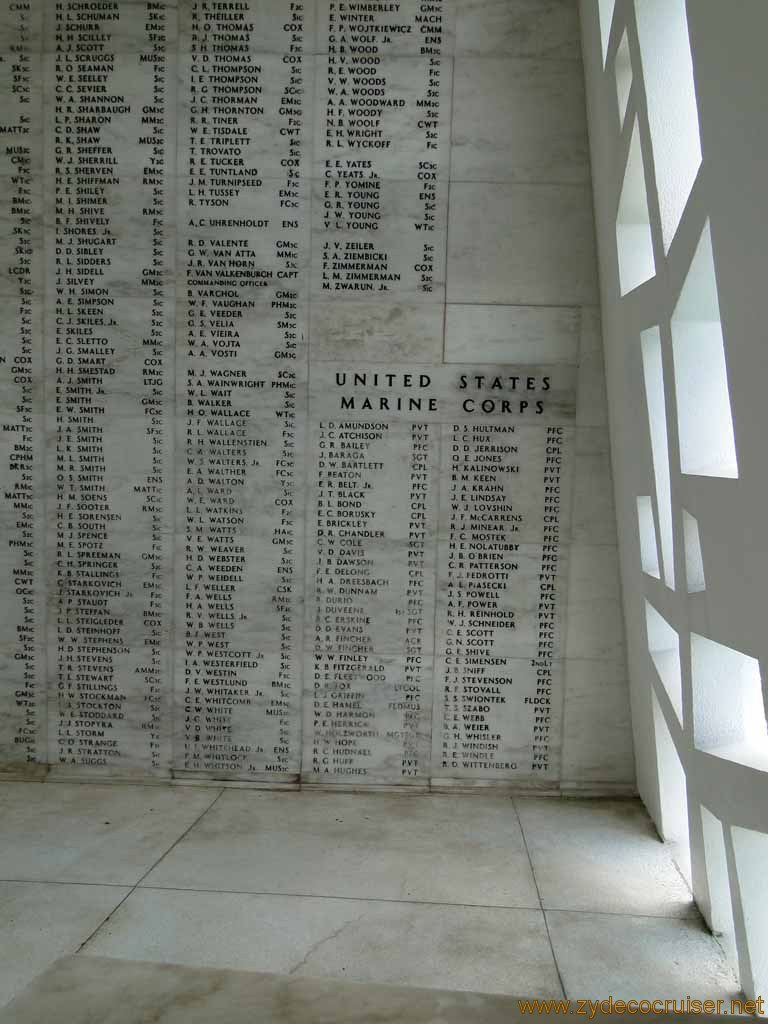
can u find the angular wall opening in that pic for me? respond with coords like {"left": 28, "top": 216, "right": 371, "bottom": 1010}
{"left": 598, "top": 0, "right": 617, "bottom": 66}
{"left": 635, "top": 0, "right": 703, "bottom": 251}
{"left": 637, "top": 495, "right": 660, "bottom": 578}
{"left": 691, "top": 634, "right": 768, "bottom": 770}
{"left": 682, "top": 509, "right": 706, "bottom": 593}
{"left": 646, "top": 600, "right": 683, "bottom": 723}
{"left": 615, "top": 31, "right": 632, "bottom": 127}
{"left": 652, "top": 689, "right": 691, "bottom": 883}
{"left": 671, "top": 223, "right": 738, "bottom": 479}
{"left": 701, "top": 806, "right": 738, "bottom": 971}
{"left": 731, "top": 826, "right": 768, "bottom": 1003}
{"left": 616, "top": 125, "right": 655, "bottom": 295}
{"left": 641, "top": 328, "right": 674, "bottom": 589}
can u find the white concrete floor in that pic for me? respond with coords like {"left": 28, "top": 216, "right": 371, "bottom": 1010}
{"left": 0, "top": 783, "right": 741, "bottom": 1010}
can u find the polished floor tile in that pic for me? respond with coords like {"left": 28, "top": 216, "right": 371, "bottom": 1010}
{"left": 143, "top": 791, "right": 540, "bottom": 908}
{"left": 546, "top": 910, "right": 739, "bottom": 1002}
{"left": 0, "top": 955, "right": 539, "bottom": 1024}
{"left": 83, "top": 889, "right": 562, "bottom": 996}
{"left": 0, "top": 882, "right": 129, "bottom": 1009}
{"left": 515, "top": 798, "right": 696, "bottom": 917}
{"left": 0, "top": 783, "right": 221, "bottom": 885}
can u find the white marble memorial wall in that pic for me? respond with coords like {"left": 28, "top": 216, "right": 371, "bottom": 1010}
{"left": 0, "top": 0, "right": 631, "bottom": 792}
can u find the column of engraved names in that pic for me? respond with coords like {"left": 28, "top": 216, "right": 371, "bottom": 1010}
{"left": 315, "top": 1, "right": 451, "bottom": 301}
{"left": 533, "top": 426, "right": 565, "bottom": 774}
{"left": 49, "top": 2, "right": 174, "bottom": 773}
{"left": 0, "top": 0, "right": 43, "bottom": 767}
{"left": 438, "top": 423, "right": 522, "bottom": 775}
{"left": 178, "top": 2, "right": 310, "bottom": 776}
{"left": 308, "top": 414, "right": 437, "bottom": 781}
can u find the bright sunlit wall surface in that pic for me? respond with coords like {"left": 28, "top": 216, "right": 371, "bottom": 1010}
{"left": 581, "top": 0, "right": 768, "bottom": 1005}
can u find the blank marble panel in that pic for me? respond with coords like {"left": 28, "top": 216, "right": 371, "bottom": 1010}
{"left": 576, "top": 307, "right": 609, "bottom": 428}
{"left": 452, "top": 58, "right": 589, "bottom": 183}
{"left": 565, "top": 545, "right": 625, "bottom": 662}
{"left": 561, "top": 659, "right": 634, "bottom": 784}
{"left": 455, "top": 0, "right": 581, "bottom": 58}
{"left": 311, "top": 301, "right": 443, "bottom": 363}
{"left": 444, "top": 305, "right": 579, "bottom": 365}
{"left": 570, "top": 429, "right": 617, "bottom": 546}
{"left": 447, "top": 184, "right": 598, "bottom": 306}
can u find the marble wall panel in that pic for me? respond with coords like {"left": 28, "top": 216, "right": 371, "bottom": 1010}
{"left": 0, "top": 0, "right": 632, "bottom": 791}
{"left": 316, "top": 0, "right": 456, "bottom": 57}
{"left": 306, "top": 363, "right": 576, "bottom": 783}
{"left": 312, "top": 54, "right": 452, "bottom": 178}
{"left": 561, "top": 659, "right": 635, "bottom": 785}
{"left": 576, "top": 306, "right": 610, "bottom": 428}
{"left": 571, "top": 428, "right": 617, "bottom": 547}
{"left": 311, "top": 177, "right": 448, "bottom": 302}
{"left": 455, "top": 0, "right": 581, "bottom": 59}
{"left": 452, "top": 57, "right": 589, "bottom": 183}
{"left": 0, "top": 0, "right": 43, "bottom": 50}
{"left": 432, "top": 659, "right": 565, "bottom": 781}
{"left": 564, "top": 544, "right": 626, "bottom": 664}
{"left": 0, "top": 25, "right": 45, "bottom": 774}
{"left": 447, "top": 183, "right": 599, "bottom": 306}
{"left": 44, "top": 1, "right": 180, "bottom": 54}
{"left": 174, "top": 376, "right": 307, "bottom": 780}
{"left": 302, "top": 653, "right": 435, "bottom": 785}
{"left": 444, "top": 305, "right": 580, "bottom": 366}
{"left": 177, "top": 52, "right": 312, "bottom": 184}
{"left": 178, "top": 0, "right": 316, "bottom": 55}
{"left": 311, "top": 300, "right": 444, "bottom": 363}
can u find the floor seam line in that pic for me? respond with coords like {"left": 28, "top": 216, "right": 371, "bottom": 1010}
{"left": 135, "top": 885, "right": 545, "bottom": 912}
{"left": 133, "top": 787, "right": 227, "bottom": 886}
{"left": 512, "top": 797, "right": 568, "bottom": 999}
{"left": 73, "top": 787, "right": 226, "bottom": 955}
{"left": 0, "top": 879, "right": 132, "bottom": 889}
